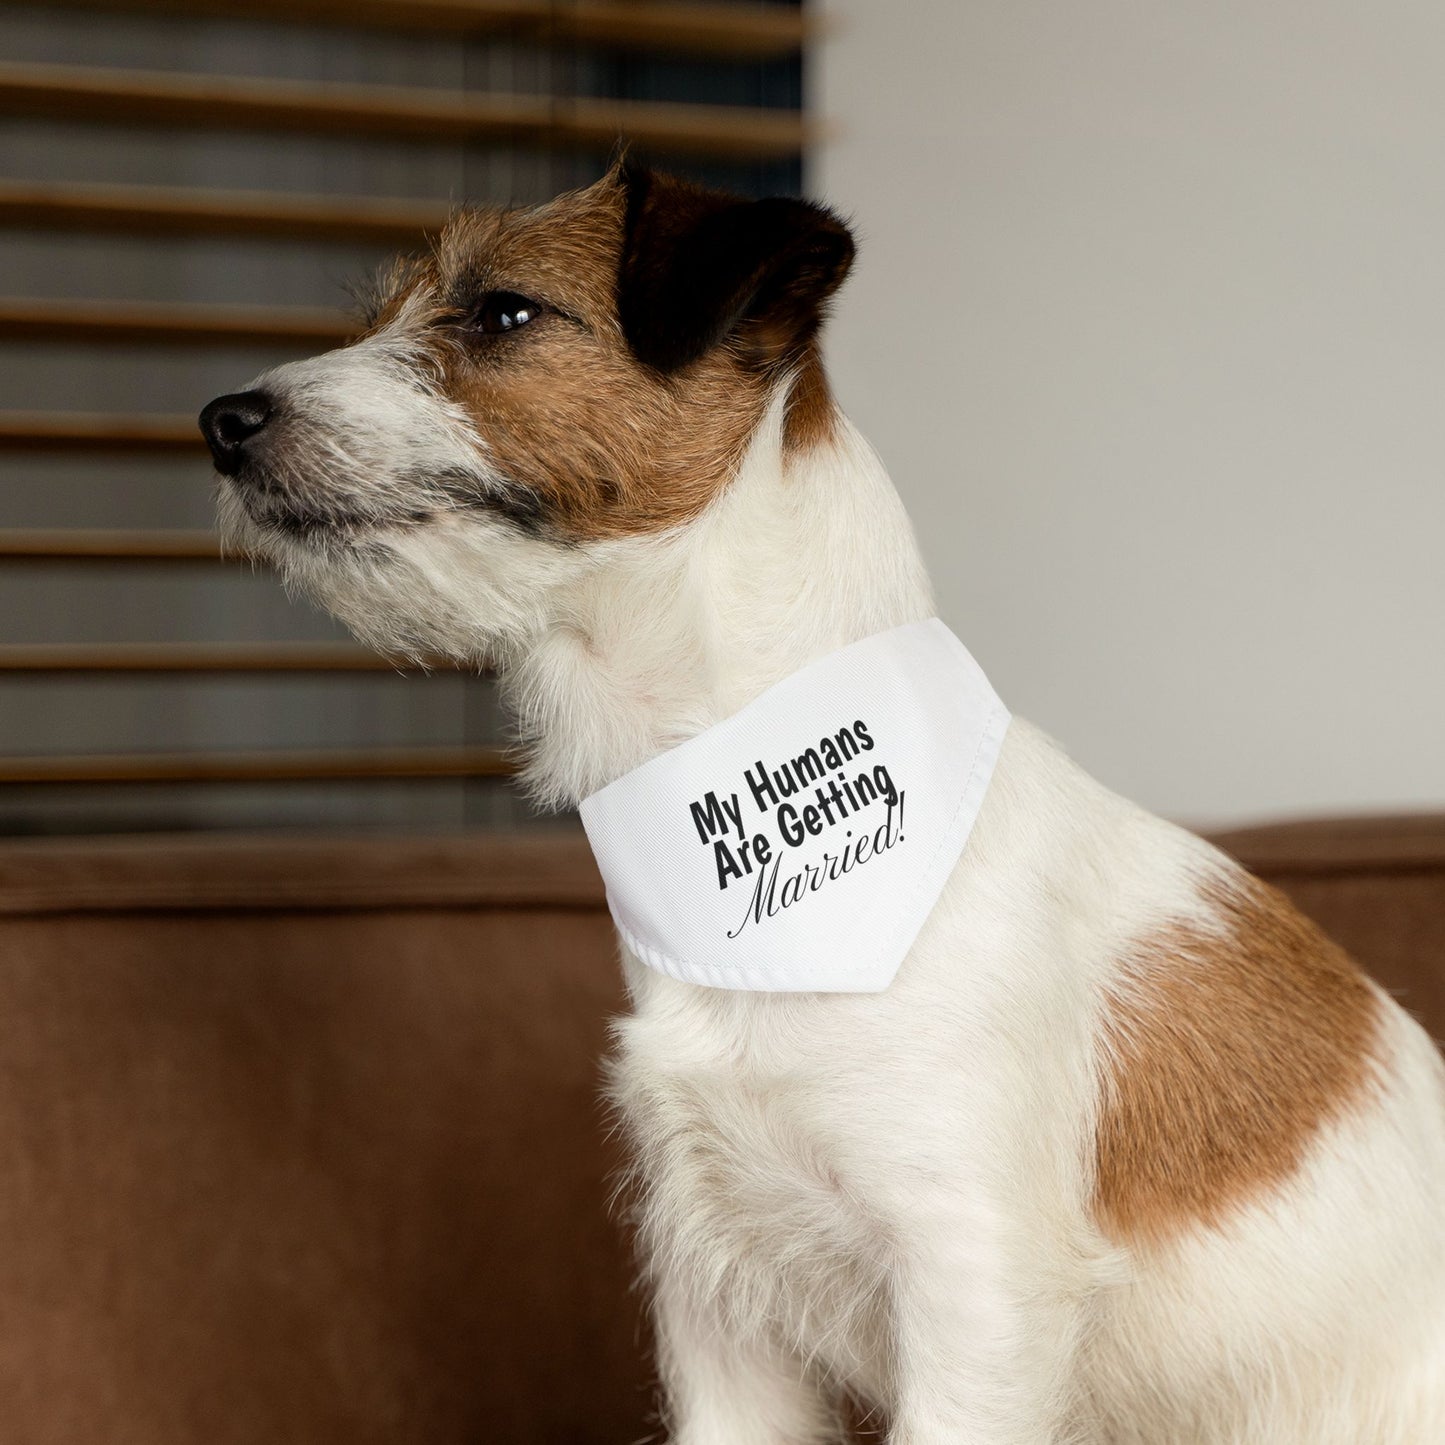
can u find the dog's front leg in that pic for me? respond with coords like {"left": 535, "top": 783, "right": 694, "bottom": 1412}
{"left": 885, "top": 1195, "right": 1089, "bottom": 1445}
{"left": 653, "top": 1276, "right": 840, "bottom": 1445}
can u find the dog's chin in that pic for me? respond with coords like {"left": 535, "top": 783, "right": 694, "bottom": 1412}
{"left": 215, "top": 480, "right": 278, "bottom": 559}
{"left": 214, "top": 478, "right": 572, "bottom": 669}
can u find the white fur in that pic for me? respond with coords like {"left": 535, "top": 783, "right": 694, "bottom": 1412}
{"left": 220, "top": 348, "right": 1445, "bottom": 1443}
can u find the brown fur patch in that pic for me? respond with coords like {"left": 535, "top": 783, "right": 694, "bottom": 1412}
{"left": 1093, "top": 872, "right": 1382, "bottom": 1246}
{"left": 367, "top": 176, "right": 785, "bottom": 541}
{"left": 782, "top": 344, "right": 840, "bottom": 457}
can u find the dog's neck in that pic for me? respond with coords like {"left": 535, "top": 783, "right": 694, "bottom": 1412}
{"left": 505, "top": 389, "right": 936, "bottom": 808}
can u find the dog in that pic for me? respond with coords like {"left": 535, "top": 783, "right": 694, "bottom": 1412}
{"left": 200, "top": 162, "right": 1445, "bottom": 1443}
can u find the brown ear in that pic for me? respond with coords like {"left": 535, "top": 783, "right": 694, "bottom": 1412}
{"left": 616, "top": 163, "right": 855, "bottom": 374}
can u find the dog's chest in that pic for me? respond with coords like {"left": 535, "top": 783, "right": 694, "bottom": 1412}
{"left": 613, "top": 985, "right": 893, "bottom": 1389}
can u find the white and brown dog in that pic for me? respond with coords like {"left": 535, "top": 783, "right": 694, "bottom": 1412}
{"left": 201, "top": 164, "right": 1445, "bottom": 1444}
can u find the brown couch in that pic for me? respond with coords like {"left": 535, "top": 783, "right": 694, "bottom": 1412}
{"left": 0, "top": 818, "right": 1441, "bottom": 1444}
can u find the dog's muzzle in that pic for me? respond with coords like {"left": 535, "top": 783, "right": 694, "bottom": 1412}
{"left": 199, "top": 390, "right": 274, "bottom": 477}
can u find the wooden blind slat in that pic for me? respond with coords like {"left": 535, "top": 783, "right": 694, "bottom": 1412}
{"left": 0, "top": 180, "right": 448, "bottom": 245}
{"left": 0, "top": 745, "right": 514, "bottom": 784}
{"left": 0, "top": 413, "right": 203, "bottom": 452}
{"left": 29, "top": 0, "right": 810, "bottom": 59}
{"left": 0, "top": 62, "right": 813, "bottom": 161}
{"left": 0, "top": 529, "right": 221, "bottom": 560}
{"left": 546, "top": 0, "right": 810, "bottom": 58}
{"left": 0, "top": 297, "right": 353, "bottom": 348}
{"left": 0, "top": 643, "right": 421, "bottom": 673}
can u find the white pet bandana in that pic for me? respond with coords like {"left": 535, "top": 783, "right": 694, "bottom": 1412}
{"left": 579, "top": 619, "right": 1010, "bottom": 993}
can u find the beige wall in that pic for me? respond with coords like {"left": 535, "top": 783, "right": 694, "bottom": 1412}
{"left": 813, "top": 0, "right": 1445, "bottom": 826}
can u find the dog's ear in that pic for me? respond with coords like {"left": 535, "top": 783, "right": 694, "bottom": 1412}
{"left": 616, "top": 162, "right": 855, "bottom": 374}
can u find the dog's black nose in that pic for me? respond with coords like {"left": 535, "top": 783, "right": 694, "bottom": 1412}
{"left": 199, "top": 390, "right": 273, "bottom": 475}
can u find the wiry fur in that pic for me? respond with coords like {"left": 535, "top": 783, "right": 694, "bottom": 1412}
{"left": 207, "top": 170, "right": 1445, "bottom": 1443}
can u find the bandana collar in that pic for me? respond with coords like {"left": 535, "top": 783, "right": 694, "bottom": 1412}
{"left": 579, "top": 619, "right": 1010, "bottom": 993}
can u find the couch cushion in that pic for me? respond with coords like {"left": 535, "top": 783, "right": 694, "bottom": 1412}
{"left": 0, "top": 829, "right": 647, "bottom": 1445}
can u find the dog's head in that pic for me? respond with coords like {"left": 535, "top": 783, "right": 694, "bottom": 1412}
{"left": 200, "top": 163, "right": 854, "bottom": 662}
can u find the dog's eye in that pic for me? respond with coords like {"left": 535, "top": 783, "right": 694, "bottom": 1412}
{"left": 471, "top": 291, "right": 543, "bottom": 335}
